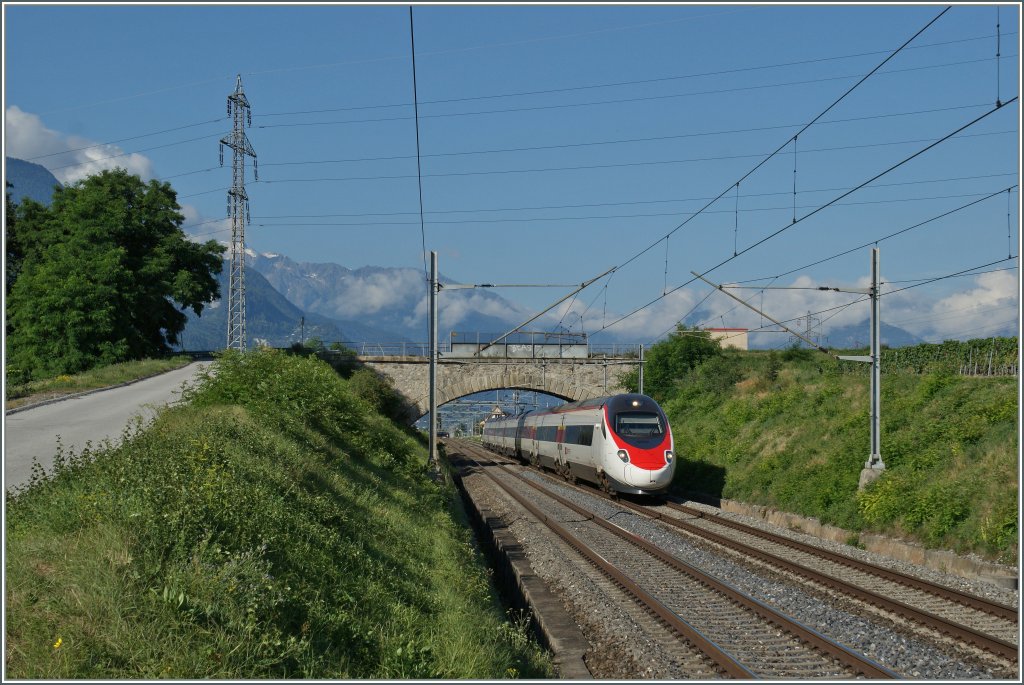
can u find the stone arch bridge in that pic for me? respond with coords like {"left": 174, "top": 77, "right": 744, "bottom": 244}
{"left": 358, "top": 354, "right": 638, "bottom": 424}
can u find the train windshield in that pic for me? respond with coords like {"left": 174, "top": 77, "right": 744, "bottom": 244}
{"left": 615, "top": 412, "right": 664, "bottom": 438}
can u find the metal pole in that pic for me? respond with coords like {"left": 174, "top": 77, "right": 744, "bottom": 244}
{"left": 638, "top": 344, "right": 645, "bottom": 395}
{"left": 429, "top": 251, "right": 438, "bottom": 467}
{"left": 866, "top": 247, "right": 884, "bottom": 470}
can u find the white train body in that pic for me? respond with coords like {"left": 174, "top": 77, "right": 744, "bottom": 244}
{"left": 481, "top": 393, "right": 675, "bottom": 495}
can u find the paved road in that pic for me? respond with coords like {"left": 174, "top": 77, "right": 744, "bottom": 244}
{"left": 4, "top": 362, "right": 210, "bottom": 493}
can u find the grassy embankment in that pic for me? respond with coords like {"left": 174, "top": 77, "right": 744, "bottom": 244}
{"left": 5, "top": 349, "right": 552, "bottom": 679}
{"left": 5, "top": 356, "right": 194, "bottom": 410}
{"left": 663, "top": 346, "right": 1018, "bottom": 563}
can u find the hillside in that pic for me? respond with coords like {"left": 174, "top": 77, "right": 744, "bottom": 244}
{"left": 653, "top": 341, "right": 1018, "bottom": 563}
{"left": 5, "top": 157, "right": 61, "bottom": 206}
{"left": 5, "top": 349, "right": 552, "bottom": 678}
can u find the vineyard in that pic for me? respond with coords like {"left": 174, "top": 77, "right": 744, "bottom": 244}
{"left": 830, "top": 336, "right": 1019, "bottom": 376}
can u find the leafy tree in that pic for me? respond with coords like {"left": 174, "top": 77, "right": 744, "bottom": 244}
{"left": 4, "top": 187, "right": 16, "bottom": 294}
{"left": 5, "top": 169, "right": 224, "bottom": 381}
{"left": 620, "top": 325, "right": 721, "bottom": 400}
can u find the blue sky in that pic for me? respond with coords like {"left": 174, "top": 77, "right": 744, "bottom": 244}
{"left": 4, "top": 2, "right": 1021, "bottom": 346}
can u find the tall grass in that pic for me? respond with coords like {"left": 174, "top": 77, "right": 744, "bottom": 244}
{"left": 662, "top": 348, "right": 1018, "bottom": 563}
{"left": 5, "top": 349, "right": 552, "bottom": 678}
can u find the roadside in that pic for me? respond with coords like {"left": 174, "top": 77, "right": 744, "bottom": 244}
{"left": 5, "top": 357, "right": 195, "bottom": 412}
{"left": 5, "top": 361, "right": 211, "bottom": 492}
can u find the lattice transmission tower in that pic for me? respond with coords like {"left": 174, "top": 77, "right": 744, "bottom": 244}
{"left": 219, "top": 74, "right": 258, "bottom": 351}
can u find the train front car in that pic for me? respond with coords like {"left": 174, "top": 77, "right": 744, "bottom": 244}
{"left": 600, "top": 394, "right": 674, "bottom": 494}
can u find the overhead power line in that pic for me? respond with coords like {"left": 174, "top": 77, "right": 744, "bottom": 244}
{"left": 186, "top": 171, "right": 1009, "bottom": 223}
{"left": 255, "top": 103, "right": 997, "bottom": 167}
{"left": 45, "top": 133, "right": 220, "bottom": 172}
{"left": 255, "top": 52, "right": 1013, "bottom": 131}
{"left": 240, "top": 190, "right": 1015, "bottom": 228}
{"left": 602, "top": 96, "right": 1017, "bottom": 333}
{"left": 254, "top": 129, "right": 1013, "bottom": 186}
{"left": 255, "top": 31, "right": 1013, "bottom": 118}
{"left": 25, "top": 118, "right": 224, "bottom": 162}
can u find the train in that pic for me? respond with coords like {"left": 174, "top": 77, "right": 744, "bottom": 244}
{"left": 481, "top": 393, "right": 675, "bottom": 495}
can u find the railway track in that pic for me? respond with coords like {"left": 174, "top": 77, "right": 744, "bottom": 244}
{"left": 446, "top": 438, "right": 1020, "bottom": 678}
{"left": 449, "top": 440, "right": 897, "bottom": 679}
{"left": 638, "top": 499, "right": 1020, "bottom": 661}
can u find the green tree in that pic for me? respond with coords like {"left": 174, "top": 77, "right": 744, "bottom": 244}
{"left": 5, "top": 169, "right": 224, "bottom": 381}
{"left": 4, "top": 187, "right": 16, "bottom": 294}
{"left": 620, "top": 325, "right": 721, "bottom": 400}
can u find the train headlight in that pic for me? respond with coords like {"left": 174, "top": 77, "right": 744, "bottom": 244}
{"left": 616, "top": 449, "right": 630, "bottom": 463}
{"left": 664, "top": 450, "right": 674, "bottom": 464}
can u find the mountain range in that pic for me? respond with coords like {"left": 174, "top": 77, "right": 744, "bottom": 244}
{"left": 3, "top": 159, "right": 990, "bottom": 351}
{"left": 248, "top": 251, "right": 530, "bottom": 342}
{"left": 5, "top": 157, "right": 61, "bottom": 206}
{"left": 179, "top": 250, "right": 927, "bottom": 352}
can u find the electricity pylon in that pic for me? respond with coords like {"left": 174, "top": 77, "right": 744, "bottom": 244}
{"left": 220, "top": 74, "right": 258, "bottom": 351}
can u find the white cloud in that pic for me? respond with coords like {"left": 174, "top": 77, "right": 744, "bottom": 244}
{"left": 5, "top": 105, "right": 153, "bottom": 184}
{"left": 887, "top": 270, "right": 1020, "bottom": 341}
{"left": 584, "top": 287, "right": 703, "bottom": 341}
{"left": 329, "top": 269, "right": 425, "bottom": 319}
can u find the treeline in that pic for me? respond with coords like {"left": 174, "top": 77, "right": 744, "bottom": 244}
{"left": 5, "top": 169, "right": 224, "bottom": 384}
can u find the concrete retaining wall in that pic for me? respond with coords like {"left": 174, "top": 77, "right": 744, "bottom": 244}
{"left": 710, "top": 497, "right": 1018, "bottom": 590}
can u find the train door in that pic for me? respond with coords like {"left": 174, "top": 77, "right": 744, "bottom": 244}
{"left": 514, "top": 413, "right": 528, "bottom": 459}
{"left": 555, "top": 416, "right": 566, "bottom": 475}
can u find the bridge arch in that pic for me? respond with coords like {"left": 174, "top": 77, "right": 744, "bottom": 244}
{"left": 358, "top": 357, "right": 630, "bottom": 425}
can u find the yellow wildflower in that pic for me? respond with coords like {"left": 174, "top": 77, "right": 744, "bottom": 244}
{"left": 53, "top": 637, "right": 63, "bottom": 649}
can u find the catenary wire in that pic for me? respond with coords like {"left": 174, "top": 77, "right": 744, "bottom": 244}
{"left": 599, "top": 96, "right": 1017, "bottom": 333}
{"left": 728, "top": 186, "right": 1018, "bottom": 285}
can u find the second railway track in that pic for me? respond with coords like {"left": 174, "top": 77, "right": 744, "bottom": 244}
{"left": 446, "top": 438, "right": 1020, "bottom": 680}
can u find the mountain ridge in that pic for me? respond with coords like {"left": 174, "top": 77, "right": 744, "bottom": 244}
{"left": 5, "top": 157, "right": 62, "bottom": 206}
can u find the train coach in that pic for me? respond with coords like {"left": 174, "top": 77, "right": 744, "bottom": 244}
{"left": 481, "top": 393, "right": 675, "bottom": 495}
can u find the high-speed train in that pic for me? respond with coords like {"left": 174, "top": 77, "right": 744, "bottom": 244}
{"left": 481, "top": 393, "right": 675, "bottom": 495}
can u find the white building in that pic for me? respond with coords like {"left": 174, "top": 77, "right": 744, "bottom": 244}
{"left": 707, "top": 327, "right": 749, "bottom": 351}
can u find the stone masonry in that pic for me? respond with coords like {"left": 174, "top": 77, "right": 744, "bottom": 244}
{"left": 360, "top": 356, "right": 634, "bottom": 424}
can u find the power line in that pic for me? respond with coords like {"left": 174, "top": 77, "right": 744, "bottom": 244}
{"left": 254, "top": 129, "right": 1013, "bottom": 185}
{"left": 24, "top": 118, "right": 224, "bottom": 162}
{"left": 601, "top": 96, "right": 1017, "bottom": 333}
{"left": 183, "top": 171, "right": 1010, "bottom": 223}
{"left": 255, "top": 31, "right": 1013, "bottom": 118}
{"left": 45, "top": 133, "right": 221, "bottom": 172}
{"left": 255, "top": 53, "right": 1013, "bottom": 131}
{"left": 238, "top": 189, "right": 1015, "bottom": 228}
{"left": 254, "top": 103, "right": 996, "bottom": 166}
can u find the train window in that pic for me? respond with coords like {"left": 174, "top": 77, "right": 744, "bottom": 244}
{"left": 577, "top": 425, "right": 593, "bottom": 446}
{"left": 615, "top": 413, "right": 663, "bottom": 438}
{"left": 537, "top": 425, "right": 557, "bottom": 442}
{"left": 563, "top": 425, "right": 593, "bottom": 446}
